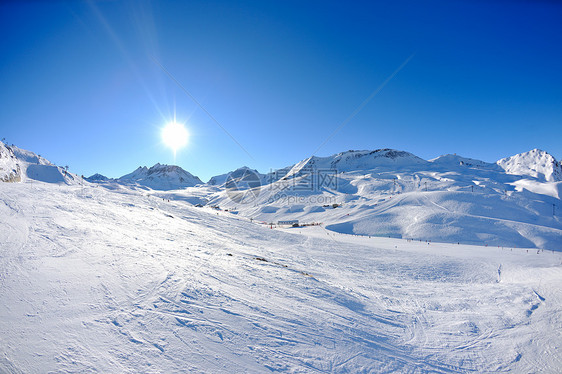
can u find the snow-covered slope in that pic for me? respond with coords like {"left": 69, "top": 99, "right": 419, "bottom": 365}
{"left": 196, "top": 149, "right": 562, "bottom": 250}
{"left": 1, "top": 143, "right": 562, "bottom": 371}
{"left": 10, "top": 145, "right": 52, "bottom": 166}
{"left": 3, "top": 142, "right": 561, "bottom": 250}
{"left": 430, "top": 153, "right": 500, "bottom": 170}
{"left": 118, "top": 163, "right": 203, "bottom": 190}
{"left": 270, "top": 149, "right": 427, "bottom": 181}
{"left": 0, "top": 142, "right": 22, "bottom": 182}
{"left": 0, "top": 141, "right": 79, "bottom": 185}
{"left": 497, "top": 149, "right": 562, "bottom": 182}
{"left": 1, "top": 179, "right": 561, "bottom": 372}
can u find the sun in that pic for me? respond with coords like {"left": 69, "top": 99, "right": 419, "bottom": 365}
{"left": 161, "top": 122, "right": 188, "bottom": 155}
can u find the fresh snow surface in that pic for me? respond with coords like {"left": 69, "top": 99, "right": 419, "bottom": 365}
{"left": 1, "top": 180, "right": 561, "bottom": 372}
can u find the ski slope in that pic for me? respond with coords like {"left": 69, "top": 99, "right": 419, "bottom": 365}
{"left": 74, "top": 146, "right": 562, "bottom": 251}
{"left": 1, "top": 180, "right": 561, "bottom": 372}
{"left": 198, "top": 151, "right": 562, "bottom": 251}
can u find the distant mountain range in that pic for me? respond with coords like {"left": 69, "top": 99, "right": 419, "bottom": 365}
{"left": 83, "top": 164, "right": 202, "bottom": 190}
{"left": 2, "top": 141, "right": 561, "bottom": 189}
{"left": 2, "top": 140, "right": 562, "bottom": 249}
{"left": 117, "top": 163, "right": 203, "bottom": 190}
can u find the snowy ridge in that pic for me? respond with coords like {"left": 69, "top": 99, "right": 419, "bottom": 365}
{"left": 429, "top": 153, "right": 499, "bottom": 169}
{"left": 118, "top": 163, "right": 203, "bottom": 190}
{"left": 0, "top": 141, "right": 79, "bottom": 184}
{"left": 202, "top": 149, "right": 562, "bottom": 251}
{"left": 10, "top": 145, "right": 52, "bottom": 166}
{"left": 271, "top": 149, "right": 427, "bottom": 181}
{"left": 0, "top": 142, "right": 22, "bottom": 182}
{"left": 85, "top": 173, "right": 109, "bottom": 182}
{"left": 497, "top": 149, "right": 562, "bottom": 182}
{"left": 2, "top": 142, "right": 561, "bottom": 249}
{"left": 207, "top": 166, "right": 266, "bottom": 186}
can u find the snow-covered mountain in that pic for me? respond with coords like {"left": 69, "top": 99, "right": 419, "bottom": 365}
{"left": 2, "top": 142, "right": 561, "bottom": 249}
{"left": 85, "top": 173, "right": 109, "bottom": 182}
{"left": 199, "top": 148, "right": 562, "bottom": 251}
{"left": 497, "top": 149, "right": 562, "bottom": 182}
{"left": 10, "top": 145, "right": 52, "bottom": 166}
{"left": 269, "top": 149, "right": 427, "bottom": 182}
{"left": 1, "top": 142, "right": 205, "bottom": 191}
{"left": 0, "top": 141, "right": 79, "bottom": 184}
{"left": 208, "top": 166, "right": 267, "bottom": 187}
{"left": 0, "top": 142, "right": 22, "bottom": 182}
{"left": 429, "top": 153, "right": 500, "bottom": 169}
{"left": 118, "top": 163, "right": 203, "bottom": 190}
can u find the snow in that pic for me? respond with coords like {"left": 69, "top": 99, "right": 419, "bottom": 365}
{"left": 10, "top": 145, "right": 52, "bottom": 166}
{"left": 199, "top": 149, "right": 562, "bottom": 251}
{"left": 270, "top": 149, "right": 427, "bottom": 182}
{"left": 118, "top": 163, "right": 203, "bottom": 190}
{"left": 208, "top": 166, "right": 267, "bottom": 186}
{"left": 86, "top": 173, "right": 109, "bottom": 182}
{"left": 511, "top": 179, "right": 562, "bottom": 200}
{"left": 429, "top": 153, "right": 500, "bottom": 170}
{"left": 497, "top": 148, "right": 562, "bottom": 182}
{"left": 1, "top": 179, "right": 561, "bottom": 372}
{"left": 1, "top": 143, "right": 562, "bottom": 371}
{"left": 0, "top": 143, "right": 21, "bottom": 182}
{"left": 4, "top": 142, "right": 562, "bottom": 250}
{"left": 0, "top": 141, "right": 79, "bottom": 185}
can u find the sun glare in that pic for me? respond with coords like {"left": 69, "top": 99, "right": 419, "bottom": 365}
{"left": 161, "top": 121, "right": 188, "bottom": 154}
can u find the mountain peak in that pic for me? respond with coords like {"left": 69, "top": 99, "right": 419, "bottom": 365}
{"left": 276, "top": 148, "right": 427, "bottom": 180}
{"left": 119, "top": 163, "right": 202, "bottom": 190}
{"left": 429, "top": 154, "right": 496, "bottom": 169}
{"left": 208, "top": 166, "right": 265, "bottom": 186}
{"left": 497, "top": 149, "right": 561, "bottom": 182}
{"left": 86, "top": 173, "right": 109, "bottom": 182}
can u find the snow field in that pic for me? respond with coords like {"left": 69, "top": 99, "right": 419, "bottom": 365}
{"left": 1, "top": 181, "right": 561, "bottom": 372}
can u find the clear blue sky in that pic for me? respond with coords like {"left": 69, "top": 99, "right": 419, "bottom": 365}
{"left": 1, "top": 0, "right": 561, "bottom": 181}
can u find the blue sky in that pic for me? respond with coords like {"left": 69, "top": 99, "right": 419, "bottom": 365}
{"left": 1, "top": 0, "right": 561, "bottom": 181}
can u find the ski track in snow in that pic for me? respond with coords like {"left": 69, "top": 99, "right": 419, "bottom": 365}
{"left": 1, "top": 182, "right": 561, "bottom": 373}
